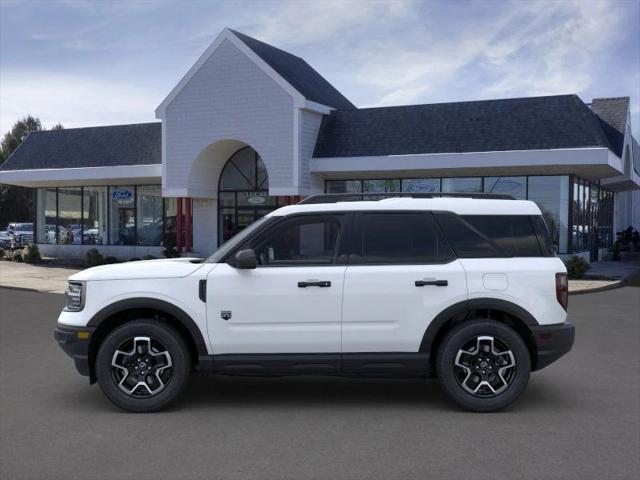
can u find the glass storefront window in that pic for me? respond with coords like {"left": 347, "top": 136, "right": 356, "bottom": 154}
{"left": 402, "top": 178, "right": 440, "bottom": 193}
{"left": 82, "top": 187, "right": 107, "bottom": 245}
{"left": 326, "top": 180, "right": 362, "bottom": 193}
{"left": 109, "top": 186, "right": 136, "bottom": 245}
{"left": 57, "top": 188, "right": 82, "bottom": 245}
{"left": 136, "top": 186, "right": 163, "bottom": 246}
{"left": 484, "top": 177, "right": 526, "bottom": 199}
{"left": 528, "top": 176, "right": 569, "bottom": 253}
{"left": 442, "top": 177, "right": 482, "bottom": 193}
{"left": 362, "top": 179, "right": 400, "bottom": 192}
{"left": 36, "top": 188, "right": 57, "bottom": 244}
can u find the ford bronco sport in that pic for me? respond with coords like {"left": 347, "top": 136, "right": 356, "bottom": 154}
{"left": 55, "top": 193, "right": 574, "bottom": 412}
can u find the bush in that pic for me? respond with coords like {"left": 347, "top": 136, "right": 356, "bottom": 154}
{"left": 12, "top": 250, "right": 23, "bottom": 262}
{"left": 22, "top": 244, "right": 42, "bottom": 264}
{"left": 103, "top": 256, "right": 119, "bottom": 264}
{"left": 84, "top": 248, "right": 103, "bottom": 267}
{"left": 0, "top": 249, "right": 5, "bottom": 260}
{"left": 128, "top": 257, "right": 141, "bottom": 262}
{"left": 142, "top": 254, "right": 157, "bottom": 260}
{"left": 564, "top": 255, "right": 589, "bottom": 279}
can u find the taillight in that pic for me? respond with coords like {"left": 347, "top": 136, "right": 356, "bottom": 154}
{"left": 556, "top": 272, "right": 568, "bottom": 311}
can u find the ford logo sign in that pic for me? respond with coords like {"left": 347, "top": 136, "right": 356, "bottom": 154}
{"left": 112, "top": 189, "right": 133, "bottom": 200}
{"left": 247, "top": 195, "right": 266, "bottom": 205}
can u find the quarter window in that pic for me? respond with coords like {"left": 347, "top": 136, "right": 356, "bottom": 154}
{"left": 352, "top": 213, "right": 454, "bottom": 264}
{"left": 462, "top": 215, "right": 543, "bottom": 257}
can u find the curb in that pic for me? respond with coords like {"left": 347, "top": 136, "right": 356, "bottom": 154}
{"left": 0, "top": 285, "right": 65, "bottom": 295}
{"left": 569, "top": 280, "right": 624, "bottom": 296}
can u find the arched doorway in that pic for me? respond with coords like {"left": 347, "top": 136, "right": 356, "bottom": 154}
{"left": 218, "top": 146, "right": 282, "bottom": 244}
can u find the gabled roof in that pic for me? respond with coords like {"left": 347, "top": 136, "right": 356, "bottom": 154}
{"left": 590, "top": 97, "right": 629, "bottom": 157}
{"left": 0, "top": 123, "right": 161, "bottom": 171}
{"left": 313, "top": 94, "right": 615, "bottom": 158}
{"left": 229, "top": 30, "right": 355, "bottom": 110}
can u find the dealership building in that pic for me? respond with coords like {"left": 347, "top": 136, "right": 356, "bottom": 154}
{"left": 0, "top": 28, "right": 638, "bottom": 261}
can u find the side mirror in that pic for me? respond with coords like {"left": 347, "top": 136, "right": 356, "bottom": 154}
{"left": 234, "top": 249, "right": 257, "bottom": 269}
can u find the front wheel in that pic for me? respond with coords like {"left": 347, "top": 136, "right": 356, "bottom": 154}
{"left": 436, "top": 319, "right": 530, "bottom": 412}
{"left": 96, "top": 319, "right": 191, "bottom": 412}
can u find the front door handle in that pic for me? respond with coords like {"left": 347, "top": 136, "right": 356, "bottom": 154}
{"left": 298, "top": 280, "right": 331, "bottom": 288}
{"left": 415, "top": 279, "right": 448, "bottom": 287}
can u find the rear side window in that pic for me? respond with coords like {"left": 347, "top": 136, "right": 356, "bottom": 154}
{"left": 531, "top": 216, "right": 555, "bottom": 256}
{"left": 462, "top": 215, "right": 543, "bottom": 257}
{"left": 352, "top": 213, "right": 454, "bottom": 264}
{"left": 433, "top": 212, "right": 503, "bottom": 258}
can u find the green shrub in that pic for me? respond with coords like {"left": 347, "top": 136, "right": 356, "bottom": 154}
{"left": 564, "top": 256, "right": 589, "bottom": 279}
{"left": 84, "top": 248, "right": 103, "bottom": 267}
{"left": 22, "top": 244, "right": 42, "bottom": 264}
{"left": 103, "top": 256, "right": 119, "bottom": 264}
{"left": 0, "top": 249, "right": 5, "bottom": 260}
{"left": 142, "top": 254, "right": 157, "bottom": 260}
{"left": 12, "top": 250, "right": 24, "bottom": 262}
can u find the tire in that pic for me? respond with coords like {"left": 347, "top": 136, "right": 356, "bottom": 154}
{"left": 436, "top": 319, "right": 530, "bottom": 412}
{"left": 96, "top": 319, "right": 191, "bottom": 412}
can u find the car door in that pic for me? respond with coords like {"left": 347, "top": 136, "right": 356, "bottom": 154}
{"left": 341, "top": 212, "right": 468, "bottom": 361}
{"left": 206, "top": 213, "right": 349, "bottom": 356}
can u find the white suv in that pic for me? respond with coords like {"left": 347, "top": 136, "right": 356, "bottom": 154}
{"left": 54, "top": 193, "right": 574, "bottom": 412}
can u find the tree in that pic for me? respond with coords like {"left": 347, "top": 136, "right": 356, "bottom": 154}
{"left": 0, "top": 116, "right": 62, "bottom": 227}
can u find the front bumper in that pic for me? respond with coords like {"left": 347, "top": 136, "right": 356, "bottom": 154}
{"left": 531, "top": 321, "right": 575, "bottom": 371}
{"left": 54, "top": 324, "right": 95, "bottom": 378}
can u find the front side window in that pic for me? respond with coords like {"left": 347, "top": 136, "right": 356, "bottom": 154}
{"left": 251, "top": 215, "right": 343, "bottom": 266}
{"left": 352, "top": 213, "right": 454, "bottom": 264}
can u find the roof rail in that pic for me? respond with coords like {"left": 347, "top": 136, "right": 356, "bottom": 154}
{"left": 298, "top": 192, "right": 515, "bottom": 205}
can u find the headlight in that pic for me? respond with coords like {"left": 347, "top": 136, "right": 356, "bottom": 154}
{"left": 64, "top": 281, "right": 85, "bottom": 312}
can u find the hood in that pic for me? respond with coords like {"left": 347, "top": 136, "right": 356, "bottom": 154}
{"left": 69, "top": 257, "right": 206, "bottom": 282}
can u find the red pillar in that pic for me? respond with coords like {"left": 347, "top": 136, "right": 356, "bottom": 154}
{"left": 176, "top": 197, "right": 183, "bottom": 254}
{"left": 185, "top": 198, "right": 192, "bottom": 252}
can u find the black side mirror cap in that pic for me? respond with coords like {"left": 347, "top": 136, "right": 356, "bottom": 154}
{"left": 234, "top": 249, "right": 257, "bottom": 269}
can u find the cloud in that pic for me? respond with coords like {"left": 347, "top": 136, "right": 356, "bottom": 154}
{"left": 0, "top": 71, "right": 159, "bottom": 132}
{"left": 346, "top": 0, "right": 626, "bottom": 107}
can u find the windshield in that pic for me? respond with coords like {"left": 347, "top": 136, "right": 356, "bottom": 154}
{"left": 206, "top": 216, "right": 272, "bottom": 263}
{"left": 13, "top": 224, "right": 33, "bottom": 232}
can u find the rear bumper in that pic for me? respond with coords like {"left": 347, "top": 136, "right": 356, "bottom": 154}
{"left": 531, "top": 321, "right": 575, "bottom": 371}
{"left": 54, "top": 324, "right": 95, "bottom": 378}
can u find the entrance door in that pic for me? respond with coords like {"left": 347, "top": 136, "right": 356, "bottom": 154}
{"left": 206, "top": 213, "right": 348, "bottom": 355}
{"left": 217, "top": 147, "right": 281, "bottom": 245}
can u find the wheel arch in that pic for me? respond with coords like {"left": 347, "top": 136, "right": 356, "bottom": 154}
{"left": 421, "top": 298, "right": 539, "bottom": 373}
{"left": 86, "top": 298, "right": 208, "bottom": 383}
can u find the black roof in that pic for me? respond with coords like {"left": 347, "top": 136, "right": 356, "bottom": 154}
{"left": 590, "top": 97, "right": 629, "bottom": 157}
{"left": 314, "top": 94, "right": 616, "bottom": 158}
{"left": 230, "top": 29, "right": 355, "bottom": 110}
{"left": 0, "top": 122, "right": 161, "bottom": 171}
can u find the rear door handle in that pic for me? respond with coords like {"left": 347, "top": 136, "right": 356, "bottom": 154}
{"left": 415, "top": 279, "right": 448, "bottom": 287}
{"left": 298, "top": 280, "right": 331, "bottom": 288}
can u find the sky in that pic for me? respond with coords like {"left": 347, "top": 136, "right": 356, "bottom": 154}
{"left": 1, "top": 0, "right": 639, "bottom": 138}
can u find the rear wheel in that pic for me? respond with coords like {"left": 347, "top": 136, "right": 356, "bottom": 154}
{"left": 96, "top": 319, "right": 191, "bottom": 412}
{"left": 436, "top": 319, "right": 530, "bottom": 412}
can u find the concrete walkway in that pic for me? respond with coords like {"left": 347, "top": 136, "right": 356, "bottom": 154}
{"left": 0, "top": 262, "right": 81, "bottom": 294}
{"left": 1, "top": 260, "right": 639, "bottom": 296}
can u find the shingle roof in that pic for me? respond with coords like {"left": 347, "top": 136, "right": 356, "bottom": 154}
{"left": 0, "top": 122, "right": 161, "bottom": 171}
{"left": 590, "top": 97, "right": 629, "bottom": 157}
{"left": 313, "top": 94, "right": 615, "bottom": 158}
{"left": 229, "top": 29, "right": 355, "bottom": 110}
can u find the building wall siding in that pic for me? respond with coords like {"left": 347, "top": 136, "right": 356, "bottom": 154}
{"left": 163, "top": 39, "right": 295, "bottom": 196}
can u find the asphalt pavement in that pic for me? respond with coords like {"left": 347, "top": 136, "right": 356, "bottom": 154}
{"left": 0, "top": 285, "right": 638, "bottom": 480}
